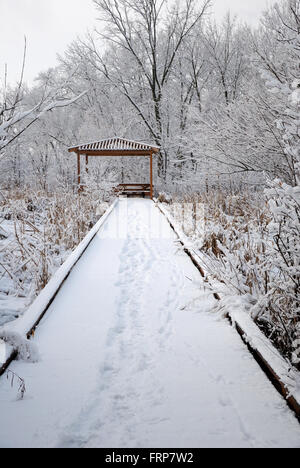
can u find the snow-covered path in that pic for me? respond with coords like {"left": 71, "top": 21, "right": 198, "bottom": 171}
{"left": 0, "top": 198, "right": 299, "bottom": 448}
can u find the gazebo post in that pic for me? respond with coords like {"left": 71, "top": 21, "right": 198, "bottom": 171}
{"left": 77, "top": 153, "right": 81, "bottom": 194}
{"left": 150, "top": 152, "right": 153, "bottom": 200}
{"left": 85, "top": 155, "right": 89, "bottom": 174}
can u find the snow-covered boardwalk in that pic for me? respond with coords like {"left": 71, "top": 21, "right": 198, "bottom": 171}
{"left": 0, "top": 198, "right": 299, "bottom": 448}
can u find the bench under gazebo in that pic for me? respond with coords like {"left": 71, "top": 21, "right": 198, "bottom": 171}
{"left": 68, "top": 137, "right": 160, "bottom": 199}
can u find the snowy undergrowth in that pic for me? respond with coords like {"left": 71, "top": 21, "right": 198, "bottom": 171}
{"left": 0, "top": 189, "right": 107, "bottom": 327}
{"left": 0, "top": 330, "right": 39, "bottom": 363}
{"left": 165, "top": 187, "right": 300, "bottom": 371}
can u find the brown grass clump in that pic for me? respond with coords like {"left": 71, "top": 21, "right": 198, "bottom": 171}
{"left": 0, "top": 189, "right": 107, "bottom": 323}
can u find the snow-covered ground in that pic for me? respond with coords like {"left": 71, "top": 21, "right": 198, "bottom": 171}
{"left": 0, "top": 219, "right": 30, "bottom": 325}
{"left": 0, "top": 198, "right": 299, "bottom": 448}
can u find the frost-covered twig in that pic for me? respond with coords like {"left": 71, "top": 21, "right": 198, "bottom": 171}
{"left": 5, "top": 369, "right": 26, "bottom": 400}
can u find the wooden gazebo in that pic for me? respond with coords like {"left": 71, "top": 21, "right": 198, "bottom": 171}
{"left": 68, "top": 137, "right": 160, "bottom": 199}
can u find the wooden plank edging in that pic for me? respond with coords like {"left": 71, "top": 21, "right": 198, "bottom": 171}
{"left": 0, "top": 199, "right": 118, "bottom": 376}
{"left": 156, "top": 201, "right": 220, "bottom": 299}
{"left": 233, "top": 322, "right": 300, "bottom": 421}
{"left": 156, "top": 201, "right": 300, "bottom": 422}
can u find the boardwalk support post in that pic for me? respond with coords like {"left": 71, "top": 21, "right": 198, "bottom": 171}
{"left": 150, "top": 152, "right": 153, "bottom": 200}
{"left": 77, "top": 153, "right": 81, "bottom": 195}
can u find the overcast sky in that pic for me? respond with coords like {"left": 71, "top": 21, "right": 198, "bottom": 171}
{"left": 0, "top": 0, "right": 276, "bottom": 86}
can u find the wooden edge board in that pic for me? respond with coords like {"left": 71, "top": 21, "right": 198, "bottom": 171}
{"left": 0, "top": 350, "right": 18, "bottom": 377}
{"left": 233, "top": 321, "right": 300, "bottom": 421}
{"left": 0, "top": 199, "right": 118, "bottom": 377}
{"left": 155, "top": 200, "right": 300, "bottom": 423}
{"left": 155, "top": 201, "right": 219, "bottom": 298}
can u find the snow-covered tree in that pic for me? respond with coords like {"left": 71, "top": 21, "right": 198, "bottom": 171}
{"left": 254, "top": 0, "right": 300, "bottom": 367}
{"left": 79, "top": 0, "right": 212, "bottom": 177}
{"left": 0, "top": 59, "right": 87, "bottom": 163}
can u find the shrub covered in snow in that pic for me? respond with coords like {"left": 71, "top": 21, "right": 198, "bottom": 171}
{"left": 167, "top": 187, "right": 300, "bottom": 369}
{"left": 260, "top": 173, "right": 300, "bottom": 367}
{"left": 0, "top": 189, "right": 107, "bottom": 327}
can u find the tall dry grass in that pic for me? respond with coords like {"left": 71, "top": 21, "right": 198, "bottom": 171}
{"left": 0, "top": 189, "right": 108, "bottom": 324}
{"left": 167, "top": 190, "right": 299, "bottom": 368}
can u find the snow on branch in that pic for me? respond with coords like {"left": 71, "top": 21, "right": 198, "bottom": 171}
{"left": 0, "top": 89, "right": 87, "bottom": 154}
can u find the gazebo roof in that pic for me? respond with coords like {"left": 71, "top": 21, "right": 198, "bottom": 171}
{"left": 68, "top": 137, "right": 160, "bottom": 155}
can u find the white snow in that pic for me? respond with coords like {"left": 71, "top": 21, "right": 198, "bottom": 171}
{"left": 158, "top": 200, "right": 300, "bottom": 408}
{"left": 0, "top": 199, "right": 118, "bottom": 339}
{"left": 229, "top": 301, "right": 300, "bottom": 405}
{"left": 0, "top": 198, "right": 299, "bottom": 448}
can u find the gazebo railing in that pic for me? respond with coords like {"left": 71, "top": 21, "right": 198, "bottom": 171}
{"left": 113, "top": 183, "right": 151, "bottom": 197}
